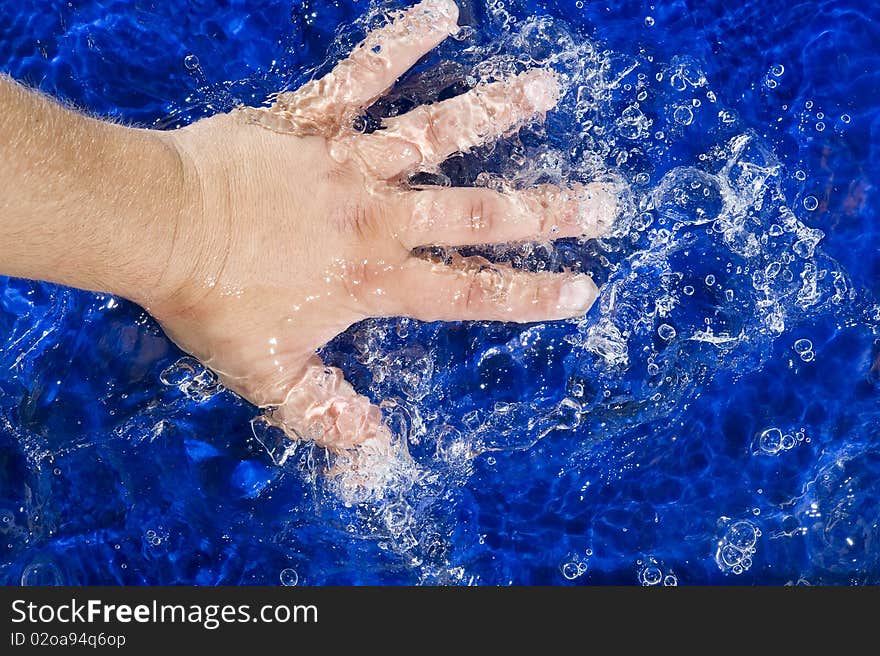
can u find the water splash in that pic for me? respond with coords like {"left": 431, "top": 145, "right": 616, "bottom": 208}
{"left": 4, "top": 0, "right": 874, "bottom": 585}
{"left": 242, "top": 3, "right": 864, "bottom": 578}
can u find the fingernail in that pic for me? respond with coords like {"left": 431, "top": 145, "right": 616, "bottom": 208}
{"left": 522, "top": 71, "right": 561, "bottom": 113}
{"left": 558, "top": 275, "right": 598, "bottom": 314}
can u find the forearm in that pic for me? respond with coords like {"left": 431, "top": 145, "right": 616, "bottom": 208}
{"left": 0, "top": 75, "right": 186, "bottom": 305}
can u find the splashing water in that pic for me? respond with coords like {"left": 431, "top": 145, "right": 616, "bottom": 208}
{"left": 2, "top": 0, "right": 878, "bottom": 585}
{"left": 286, "top": 4, "right": 865, "bottom": 578}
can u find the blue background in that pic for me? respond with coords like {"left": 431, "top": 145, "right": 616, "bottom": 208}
{"left": 1, "top": 0, "right": 878, "bottom": 584}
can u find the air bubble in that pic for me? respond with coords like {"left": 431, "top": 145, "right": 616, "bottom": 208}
{"left": 644, "top": 16, "right": 655, "bottom": 26}
{"left": 705, "top": 274, "right": 716, "bottom": 286}
{"left": 794, "top": 170, "right": 806, "bottom": 181}
{"left": 280, "top": 568, "right": 299, "bottom": 586}
{"left": 803, "top": 196, "right": 819, "bottom": 211}
{"left": 815, "top": 121, "right": 825, "bottom": 132}
{"left": 793, "top": 338, "right": 812, "bottom": 354}
{"left": 673, "top": 105, "right": 694, "bottom": 126}
{"left": 560, "top": 552, "right": 589, "bottom": 580}
{"left": 770, "top": 64, "right": 785, "bottom": 77}
{"left": 840, "top": 114, "right": 851, "bottom": 124}
{"left": 183, "top": 54, "right": 200, "bottom": 70}
{"left": 756, "top": 427, "right": 783, "bottom": 455}
{"left": 683, "top": 285, "right": 695, "bottom": 296}
{"left": 561, "top": 562, "right": 581, "bottom": 579}
{"left": 658, "top": 324, "right": 677, "bottom": 340}
{"left": 653, "top": 168, "right": 724, "bottom": 225}
{"left": 640, "top": 566, "right": 663, "bottom": 586}
{"left": 715, "top": 519, "right": 759, "bottom": 574}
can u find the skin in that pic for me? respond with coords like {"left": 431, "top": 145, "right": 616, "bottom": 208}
{"left": 0, "top": 0, "right": 616, "bottom": 454}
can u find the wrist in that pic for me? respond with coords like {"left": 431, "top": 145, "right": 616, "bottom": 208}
{"left": 142, "top": 115, "right": 236, "bottom": 321}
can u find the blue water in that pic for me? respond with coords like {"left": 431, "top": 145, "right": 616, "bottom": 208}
{"left": 1, "top": 0, "right": 878, "bottom": 585}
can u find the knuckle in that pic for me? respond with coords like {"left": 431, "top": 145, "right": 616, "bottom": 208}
{"left": 454, "top": 261, "right": 510, "bottom": 315}
{"left": 464, "top": 268, "right": 485, "bottom": 312}
{"left": 530, "top": 275, "right": 559, "bottom": 313}
{"left": 468, "top": 197, "right": 494, "bottom": 236}
{"left": 422, "top": 105, "right": 443, "bottom": 155}
{"left": 333, "top": 200, "right": 385, "bottom": 241}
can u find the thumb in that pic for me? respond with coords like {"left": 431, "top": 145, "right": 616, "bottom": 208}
{"left": 266, "top": 355, "right": 388, "bottom": 451}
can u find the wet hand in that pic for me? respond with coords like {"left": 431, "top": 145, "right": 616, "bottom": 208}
{"left": 151, "top": 0, "right": 617, "bottom": 451}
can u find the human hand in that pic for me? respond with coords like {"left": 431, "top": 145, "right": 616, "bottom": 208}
{"left": 149, "top": 0, "right": 617, "bottom": 451}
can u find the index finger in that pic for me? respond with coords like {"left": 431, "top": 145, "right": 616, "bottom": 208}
{"left": 270, "top": 0, "right": 460, "bottom": 132}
